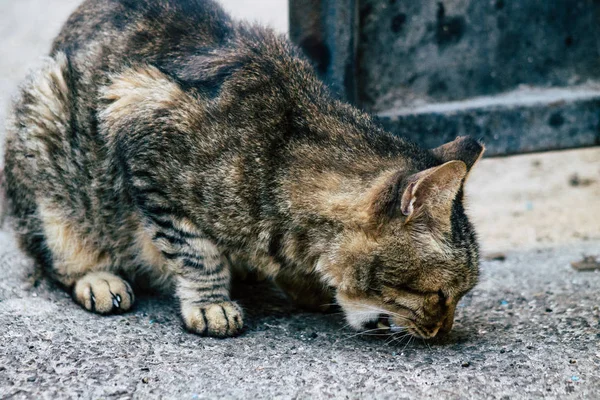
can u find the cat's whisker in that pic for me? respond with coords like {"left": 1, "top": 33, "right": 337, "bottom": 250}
{"left": 401, "top": 336, "right": 415, "bottom": 352}
{"left": 337, "top": 322, "right": 356, "bottom": 331}
{"left": 343, "top": 302, "right": 393, "bottom": 316}
{"left": 422, "top": 338, "right": 433, "bottom": 351}
{"left": 386, "top": 332, "right": 411, "bottom": 347}
{"left": 317, "top": 302, "right": 340, "bottom": 308}
{"left": 385, "top": 331, "right": 409, "bottom": 345}
{"left": 339, "top": 328, "right": 389, "bottom": 342}
{"left": 343, "top": 301, "right": 414, "bottom": 321}
{"left": 389, "top": 332, "right": 409, "bottom": 346}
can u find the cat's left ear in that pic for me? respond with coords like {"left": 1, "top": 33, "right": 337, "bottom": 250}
{"left": 432, "top": 136, "right": 485, "bottom": 174}
{"left": 399, "top": 160, "right": 467, "bottom": 224}
{"left": 368, "top": 160, "right": 467, "bottom": 225}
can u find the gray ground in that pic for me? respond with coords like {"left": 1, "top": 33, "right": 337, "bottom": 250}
{"left": 1, "top": 1, "right": 599, "bottom": 399}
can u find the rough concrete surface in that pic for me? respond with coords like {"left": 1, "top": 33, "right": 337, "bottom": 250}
{"left": 1, "top": 231, "right": 599, "bottom": 399}
{"left": 1, "top": 1, "right": 599, "bottom": 399}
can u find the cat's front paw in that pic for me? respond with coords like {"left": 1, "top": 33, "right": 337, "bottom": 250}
{"left": 73, "top": 271, "right": 135, "bottom": 314}
{"left": 181, "top": 301, "right": 244, "bottom": 338}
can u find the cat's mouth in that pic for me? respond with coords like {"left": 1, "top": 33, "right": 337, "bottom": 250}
{"left": 364, "top": 314, "right": 441, "bottom": 339}
{"left": 363, "top": 314, "right": 406, "bottom": 333}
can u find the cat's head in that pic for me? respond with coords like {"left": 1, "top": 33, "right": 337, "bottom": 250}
{"left": 320, "top": 136, "right": 484, "bottom": 339}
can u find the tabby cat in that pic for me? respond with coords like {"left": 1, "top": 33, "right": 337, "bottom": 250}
{"left": 2, "top": 0, "right": 483, "bottom": 338}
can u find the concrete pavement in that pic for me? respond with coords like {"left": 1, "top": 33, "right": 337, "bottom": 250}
{"left": 1, "top": 1, "right": 599, "bottom": 399}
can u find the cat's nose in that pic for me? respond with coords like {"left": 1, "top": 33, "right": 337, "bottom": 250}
{"left": 439, "top": 303, "right": 457, "bottom": 335}
{"left": 421, "top": 322, "right": 443, "bottom": 338}
{"left": 438, "top": 313, "right": 454, "bottom": 335}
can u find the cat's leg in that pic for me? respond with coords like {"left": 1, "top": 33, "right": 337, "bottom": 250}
{"left": 275, "top": 269, "right": 334, "bottom": 312}
{"left": 4, "top": 53, "right": 136, "bottom": 315}
{"left": 37, "top": 202, "right": 136, "bottom": 314}
{"left": 99, "top": 65, "right": 243, "bottom": 336}
{"left": 174, "top": 240, "right": 244, "bottom": 337}
{"left": 227, "top": 253, "right": 268, "bottom": 282}
{"left": 137, "top": 202, "right": 243, "bottom": 337}
{"left": 127, "top": 176, "right": 243, "bottom": 336}
{"left": 150, "top": 224, "right": 244, "bottom": 337}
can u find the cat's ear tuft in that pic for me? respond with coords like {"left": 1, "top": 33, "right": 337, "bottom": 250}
{"left": 400, "top": 160, "right": 467, "bottom": 225}
{"left": 432, "top": 136, "right": 485, "bottom": 172}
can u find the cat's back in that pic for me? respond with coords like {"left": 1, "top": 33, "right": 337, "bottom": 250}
{"left": 4, "top": 0, "right": 238, "bottom": 269}
{"left": 51, "top": 0, "right": 235, "bottom": 67}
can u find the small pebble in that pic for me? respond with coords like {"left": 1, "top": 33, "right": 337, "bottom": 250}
{"left": 566, "top": 385, "right": 575, "bottom": 394}
{"left": 461, "top": 361, "right": 470, "bottom": 368}
{"left": 569, "top": 174, "right": 595, "bottom": 187}
{"left": 545, "top": 308, "right": 553, "bottom": 313}
{"left": 142, "top": 377, "right": 149, "bottom": 384}
{"left": 571, "top": 255, "right": 600, "bottom": 272}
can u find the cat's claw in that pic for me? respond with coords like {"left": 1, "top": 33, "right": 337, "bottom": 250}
{"left": 73, "top": 272, "right": 134, "bottom": 314}
{"left": 181, "top": 301, "right": 244, "bottom": 338}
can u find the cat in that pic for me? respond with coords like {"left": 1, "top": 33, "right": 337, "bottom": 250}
{"left": 2, "top": 0, "right": 483, "bottom": 339}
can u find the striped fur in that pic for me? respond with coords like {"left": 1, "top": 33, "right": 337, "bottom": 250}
{"left": 3, "top": 0, "right": 483, "bottom": 339}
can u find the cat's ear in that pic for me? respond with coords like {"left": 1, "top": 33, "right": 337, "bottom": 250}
{"left": 369, "top": 160, "right": 467, "bottom": 226}
{"left": 399, "top": 160, "right": 467, "bottom": 224}
{"left": 432, "top": 136, "right": 485, "bottom": 173}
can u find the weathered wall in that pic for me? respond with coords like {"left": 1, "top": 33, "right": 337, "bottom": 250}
{"left": 358, "top": 0, "right": 600, "bottom": 112}
{"left": 290, "top": 0, "right": 600, "bottom": 155}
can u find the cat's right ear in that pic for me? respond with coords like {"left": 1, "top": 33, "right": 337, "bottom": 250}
{"left": 432, "top": 136, "right": 485, "bottom": 173}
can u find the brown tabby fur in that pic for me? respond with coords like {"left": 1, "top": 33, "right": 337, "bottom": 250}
{"left": 2, "top": 0, "right": 483, "bottom": 338}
